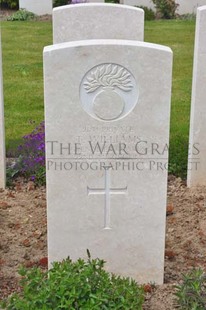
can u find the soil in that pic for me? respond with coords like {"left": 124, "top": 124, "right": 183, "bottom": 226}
{"left": 1, "top": 176, "right": 206, "bottom": 309}
{"left": 1, "top": 8, "right": 206, "bottom": 309}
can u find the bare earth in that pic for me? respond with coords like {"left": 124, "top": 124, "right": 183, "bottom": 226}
{"left": 1, "top": 176, "right": 206, "bottom": 309}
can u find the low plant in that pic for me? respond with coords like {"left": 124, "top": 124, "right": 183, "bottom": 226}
{"left": 70, "top": 0, "right": 87, "bottom": 3}
{"left": 0, "top": 0, "right": 18, "bottom": 9}
{"left": 175, "top": 269, "right": 206, "bottom": 309}
{"left": 1, "top": 253, "right": 145, "bottom": 309}
{"left": 7, "top": 9, "right": 37, "bottom": 21}
{"left": 152, "top": 0, "right": 178, "bottom": 19}
{"left": 105, "top": 0, "right": 119, "bottom": 3}
{"left": 178, "top": 13, "right": 196, "bottom": 21}
{"left": 6, "top": 156, "right": 24, "bottom": 187}
{"left": 53, "top": 0, "right": 69, "bottom": 7}
{"left": 136, "top": 6, "right": 155, "bottom": 20}
{"left": 10, "top": 121, "right": 46, "bottom": 186}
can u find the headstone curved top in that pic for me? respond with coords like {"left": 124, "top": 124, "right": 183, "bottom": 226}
{"left": 53, "top": 3, "right": 144, "bottom": 44}
{"left": 44, "top": 39, "right": 172, "bottom": 284}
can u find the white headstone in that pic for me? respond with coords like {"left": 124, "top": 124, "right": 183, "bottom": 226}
{"left": 53, "top": 4, "right": 144, "bottom": 44}
{"left": 44, "top": 39, "right": 172, "bottom": 284}
{"left": 19, "top": 0, "right": 53, "bottom": 15}
{"left": 0, "top": 33, "right": 6, "bottom": 189}
{"left": 188, "top": 6, "right": 206, "bottom": 187}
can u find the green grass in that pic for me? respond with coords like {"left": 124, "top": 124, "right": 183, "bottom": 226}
{"left": 1, "top": 19, "right": 195, "bottom": 177}
{"left": 145, "top": 20, "right": 195, "bottom": 177}
{"left": 1, "top": 21, "right": 52, "bottom": 152}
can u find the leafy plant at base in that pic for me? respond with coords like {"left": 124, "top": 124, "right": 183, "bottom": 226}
{"left": 53, "top": 0, "right": 69, "bottom": 7}
{"left": 7, "top": 9, "right": 37, "bottom": 21}
{"left": 1, "top": 254, "right": 145, "bottom": 309}
{"left": 0, "top": 0, "right": 18, "bottom": 9}
{"left": 175, "top": 269, "right": 206, "bottom": 309}
{"left": 6, "top": 156, "right": 24, "bottom": 187}
{"left": 105, "top": 0, "right": 119, "bottom": 3}
{"left": 12, "top": 121, "right": 45, "bottom": 186}
{"left": 178, "top": 13, "right": 196, "bottom": 21}
{"left": 152, "top": 0, "right": 178, "bottom": 19}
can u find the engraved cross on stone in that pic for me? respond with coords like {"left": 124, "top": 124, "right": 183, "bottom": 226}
{"left": 87, "top": 167, "right": 127, "bottom": 230}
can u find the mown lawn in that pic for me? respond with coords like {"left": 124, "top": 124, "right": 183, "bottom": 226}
{"left": 1, "top": 19, "right": 195, "bottom": 177}
{"left": 145, "top": 19, "right": 195, "bottom": 177}
{"left": 1, "top": 21, "right": 52, "bottom": 151}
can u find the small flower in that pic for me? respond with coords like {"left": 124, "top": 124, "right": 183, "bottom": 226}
{"left": 16, "top": 121, "right": 46, "bottom": 185}
{"left": 71, "top": 0, "right": 87, "bottom": 3}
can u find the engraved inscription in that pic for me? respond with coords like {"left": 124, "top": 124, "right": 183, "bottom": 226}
{"left": 80, "top": 63, "right": 138, "bottom": 122}
{"left": 87, "top": 167, "right": 127, "bottom": 229}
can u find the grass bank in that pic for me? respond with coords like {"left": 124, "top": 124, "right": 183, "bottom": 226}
{"left": 1, "top": 21, "right": 52, "bottom": 151}
{"left": 145, "top": 19, "right": 195, "bottom": 177}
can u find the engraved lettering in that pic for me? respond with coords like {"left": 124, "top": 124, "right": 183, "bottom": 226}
{"left": 47, "top": 141, "right": 58, "bottom": 155}
{"left": 135, "top": 141, "right": 147, "bottom": 155}
{"left": 89, "top": 141, "right": 106, "bottom": 154}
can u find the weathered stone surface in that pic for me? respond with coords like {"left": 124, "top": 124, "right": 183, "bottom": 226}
{"left": 44, "top": 39, "right": 172, "bottom": 284}
{"left": 188, "top": 6, "right": 206, "bottom": 186}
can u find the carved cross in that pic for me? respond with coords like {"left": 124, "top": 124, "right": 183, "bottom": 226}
{"left": 87, "top": 167, "right": 127, "bottom": 229}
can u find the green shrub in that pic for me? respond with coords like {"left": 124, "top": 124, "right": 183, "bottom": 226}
{"left": 175, "top": 269, "right": 206, "bottom": 309}
{"left": 0, "top": 0, "right": 18, "bottom": 9}
{"left": 105, "top": 0, "right": 120, "bottom": 3}
{"left": 53, "top": 0, "right": 68, "bottom": 7}
{"left": 152, "top": 0, "right": 178, "bottom": 19}
{"left": 1, "top": 254, "right": 145, "bottom": 309}
{"left": 135, "top": 6, "right": 155, "bottom": 20}
{"left": 7, "top": 9, "right": 37, "bottom": 21}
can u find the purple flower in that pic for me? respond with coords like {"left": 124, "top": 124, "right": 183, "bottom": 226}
{"left": 16, "top": 121, "right": 46, "bottom": 178}
{"left": 71, "top": 0, "right": 87, "bottom": 4}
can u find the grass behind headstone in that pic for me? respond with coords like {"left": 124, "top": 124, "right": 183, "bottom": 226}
{"left": 145, "top": 20, "right": 195, "bottom": 177}
{"left": 1, "top": 21, "right": 52, "bottom": 152}
{"left": 1, "top": 19, "right": 195, "bottom": 177}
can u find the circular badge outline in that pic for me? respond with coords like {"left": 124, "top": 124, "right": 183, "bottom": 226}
{"left": 79, "top": 62, "right": 139, "bottom": 122}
